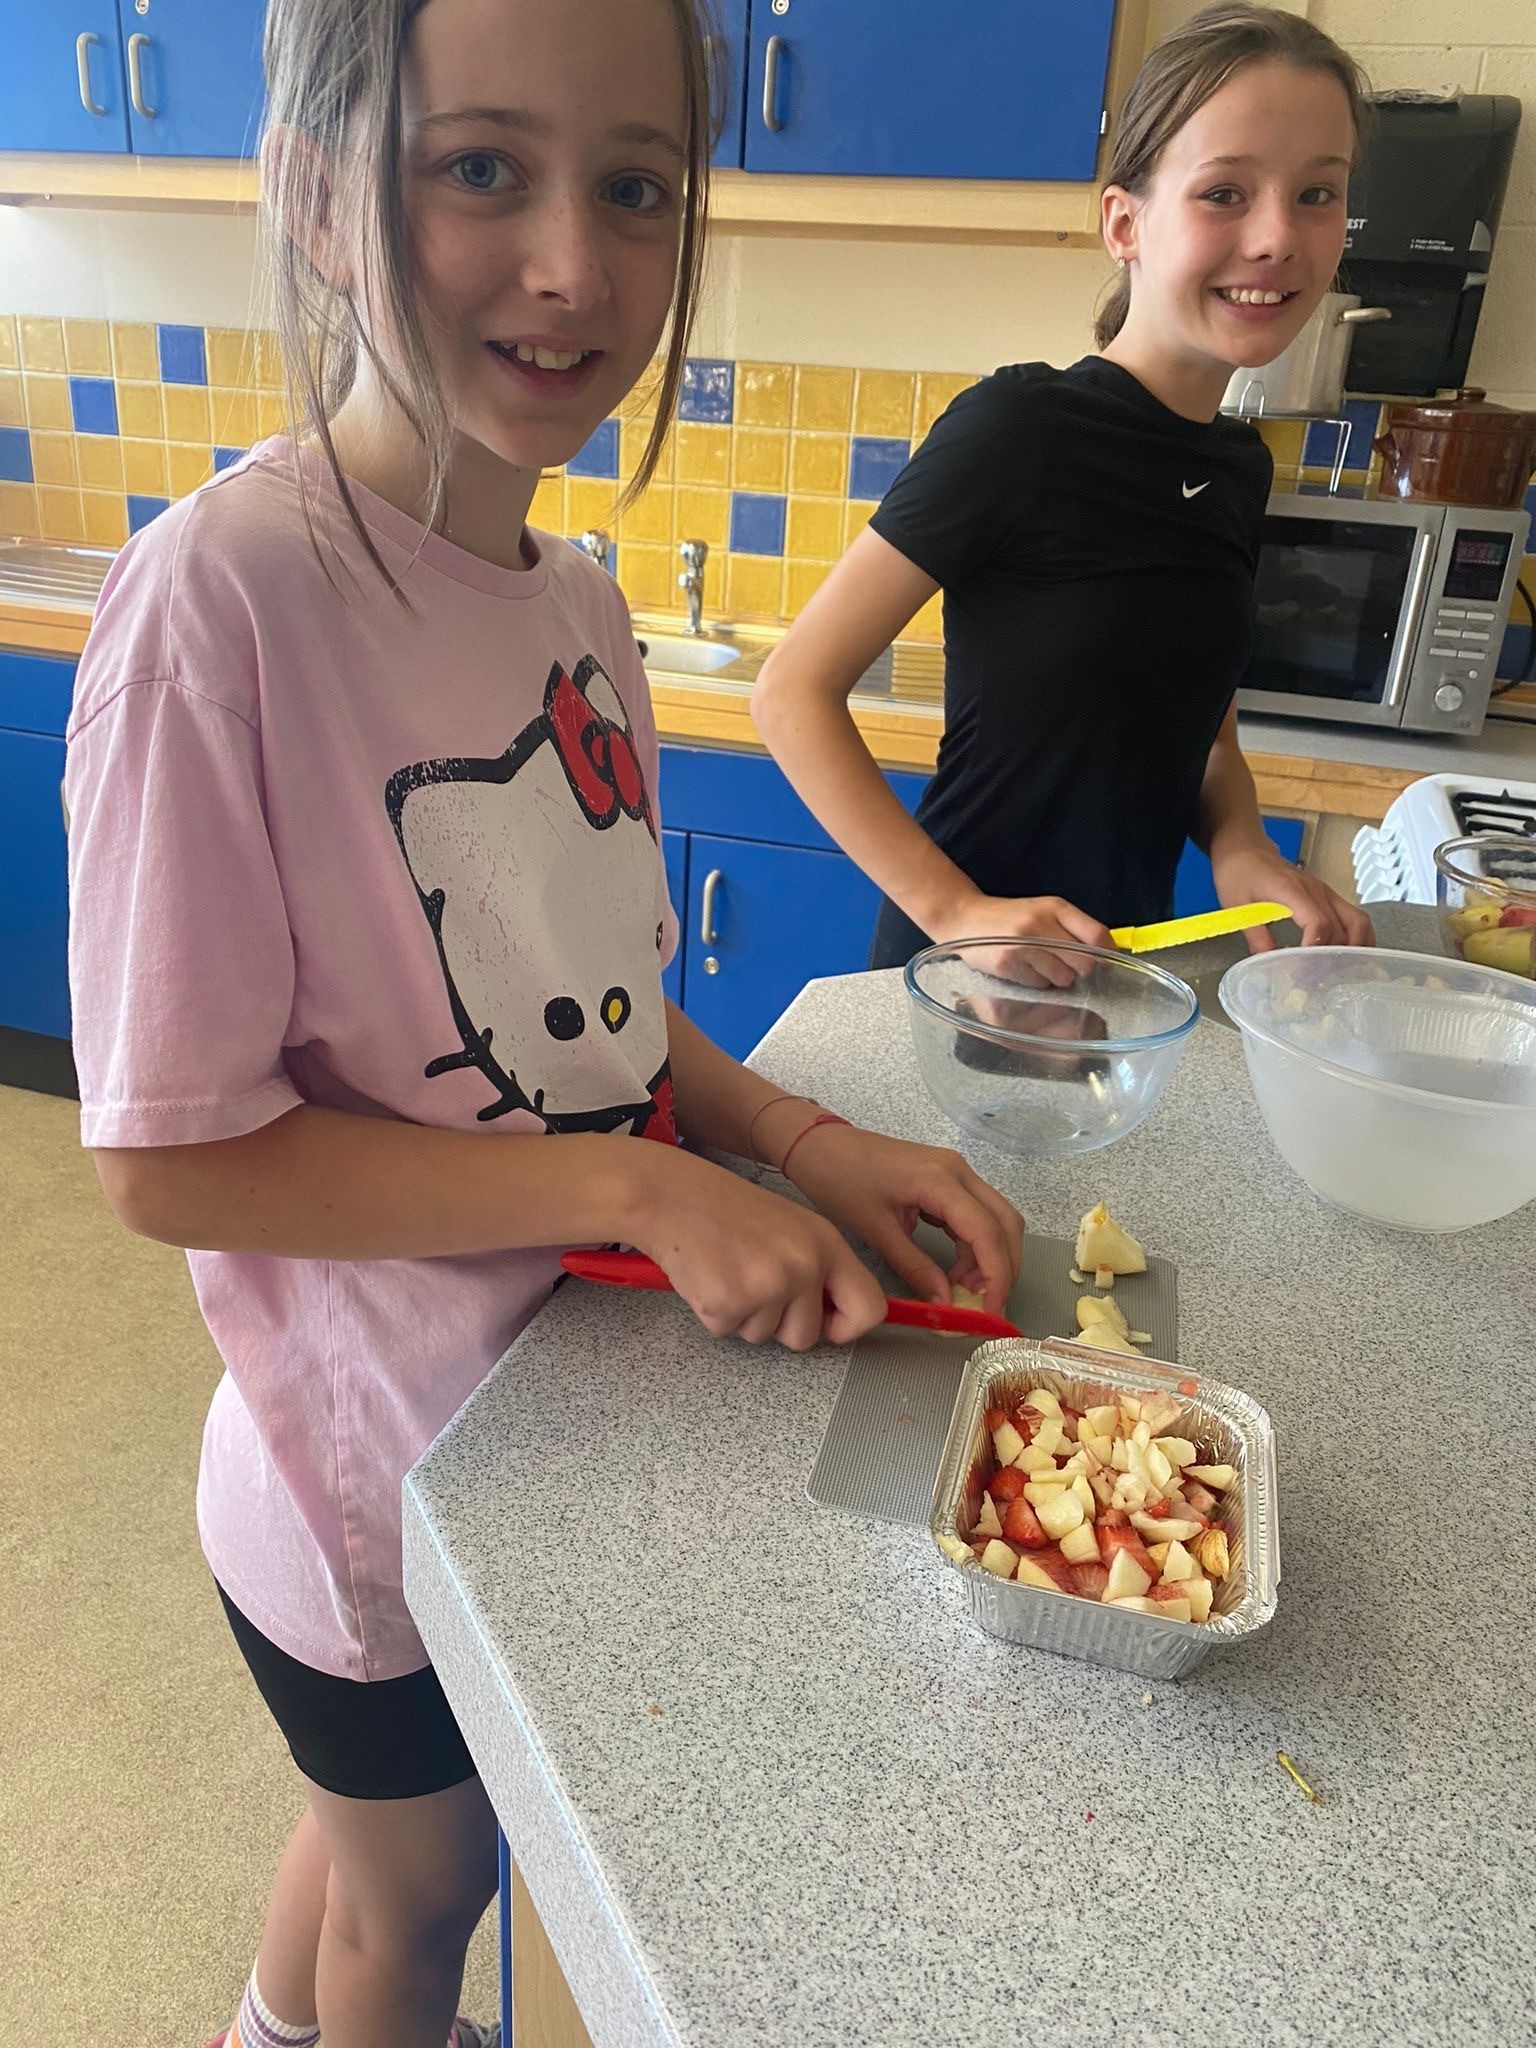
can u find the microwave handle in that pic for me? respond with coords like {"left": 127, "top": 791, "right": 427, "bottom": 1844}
{"left": 1383, "top": 530, "right": 1437, "bottom": 710}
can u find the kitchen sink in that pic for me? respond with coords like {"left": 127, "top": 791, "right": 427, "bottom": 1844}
{"left": 0, "top": 541, "right": 114, "bottom": 610}
{"left": 634, "top": 631, "right": 744, "bottom": 676}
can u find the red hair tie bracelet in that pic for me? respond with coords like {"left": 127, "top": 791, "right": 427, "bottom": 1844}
{"left": 778, "top": 1111, "right": 851, "bottom": 1178}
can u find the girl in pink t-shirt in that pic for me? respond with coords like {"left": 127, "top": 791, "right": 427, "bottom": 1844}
{"left": 64, "top": 2, "right": 1023, "bottom": 2044}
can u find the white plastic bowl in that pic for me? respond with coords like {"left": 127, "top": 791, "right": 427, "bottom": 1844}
{"left": 1219, "top": 947, "right": 1536, "bottom": 1231}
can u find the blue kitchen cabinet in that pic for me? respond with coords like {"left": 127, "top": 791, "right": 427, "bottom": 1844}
{"left": 0, "top": 7, "right": 129, "bottom": 153}
{"left": 745, "top": 0, "right": 1116, "bottom": 180}
{"left": 1173, "top": 815, "right": 1307, "bottom": 920}
{"left": 0, "top": 651, "right": 76, "bottom": 1043}
{"left": 0, "top": 1, "right": 264, "bottom": 158}
{"left": 710, "top": 0, "right": 749, "bottom": 168}
{"left": 662, "top": 827, "right": 688, "bottom": 1006}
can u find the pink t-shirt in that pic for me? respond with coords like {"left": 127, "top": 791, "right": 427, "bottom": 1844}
{"left": 66, "top": 440, "right": 678, "bottom": 1679}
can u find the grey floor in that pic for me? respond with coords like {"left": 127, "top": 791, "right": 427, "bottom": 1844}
{"left": 1, "top": 1082, "right": 497, "bottom": 2040}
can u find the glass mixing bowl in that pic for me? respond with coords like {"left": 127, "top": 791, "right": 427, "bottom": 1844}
{"left": 904, "top": 939, "right": 1198, "bottom": 1158}
{"left": 1434, "top": 833, "right": 1536, "bottom": 982}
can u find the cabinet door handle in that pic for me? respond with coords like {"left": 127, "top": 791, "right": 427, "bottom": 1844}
{"left": 700, "top": 867, "right": 724, "bottom": 946}
{"left": 762, "top": 35, "right": 784, "bottom": 133}
{"left": 76, "top": 31, "right": 105, "bottom": 116}
{"left": 127, "top": 32, "right": 156, "bottom": 119}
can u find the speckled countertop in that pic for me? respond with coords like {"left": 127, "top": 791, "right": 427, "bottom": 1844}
{"left": 403, "top": 904, "right": 1536, "bottom": 2048}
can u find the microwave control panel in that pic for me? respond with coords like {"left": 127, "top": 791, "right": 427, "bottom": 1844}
{"left": 1419, "top": 528, "right": 1518, "bottom": 726}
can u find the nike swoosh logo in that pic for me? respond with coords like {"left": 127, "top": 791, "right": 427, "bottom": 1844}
{"left": 1182, "top": 480, "right": 1210, "bottom": 499}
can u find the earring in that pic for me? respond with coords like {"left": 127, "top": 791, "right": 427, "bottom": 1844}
{"left": 1116, "top": 257, "right": 1127, "bottom": 270}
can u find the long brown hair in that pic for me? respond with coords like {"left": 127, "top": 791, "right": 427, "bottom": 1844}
{"left": 1095, "top": 2, "right": 1370, "bottom": 351}
{"left": 260, "top": 0, "right": 720, "bottom": 589}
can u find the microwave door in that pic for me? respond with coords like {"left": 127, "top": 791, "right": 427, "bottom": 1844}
{"left": 1238, "top": 513, "right": 1433, "bottom": 728}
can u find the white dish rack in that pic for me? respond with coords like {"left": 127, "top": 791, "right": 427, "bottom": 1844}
{"left": 1352, "top": 772, "right": 1536, "bottom": 904}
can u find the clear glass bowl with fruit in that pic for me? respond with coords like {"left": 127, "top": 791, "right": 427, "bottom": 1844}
{"left": 1435, "top": 833, "right": 1536, "bottom": 979}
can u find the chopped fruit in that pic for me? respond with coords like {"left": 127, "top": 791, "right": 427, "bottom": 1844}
{"left": 1088, "top": 1470, "right": 1117, "bottom": 1509}
{"left": 1187, "top": 1464, "right": 1234, "bottom": 1490}
{"left": 1074, "top": 1202, "right": 1148, "bottom": 1276}
{"left": 1139, "top": 1393, "right": 1184, "bottom": 1435}
{"left": 1154, "top": 1437, "right": 1198, "bottom": 1468}
{"left": 1146, "top": 1542, "right": 1171, "bottom": 1570}
{"left": 1098, "top": 1507, "right": 1129, "bottom": 1527}
{"left": 1085, "top": 1404, "right": 1120, "bottom": 1438}
{"left": 1059, "top": 1520, "right": 1101, "bottom": 1564}
{"left": 1070, "top": 1475, "right": 1097, "bottom": 1519}
{"left": 979, "top": 1538, "right": 1020, "bottom": 1579}
{"left": 984, "top": 1404, "right": 1009, "bottom": 1432}
{"left": 1142, "top": 1496, "right": 1172, "bottom": 1520}
{"left": 1017, "top": 1445, "right": 1058, "bottom": 1475}
{"left": 976, "top": 1494, "right": 1004, "bottom": 1539}
{"left": 1099, "top": 1522, "right": 1158, "bottom": 1583}
{"left": 1072, "top": 1561, "right": 1110, "bottom": 1600}
{"left": 1035, "top": 1547, "right": 1079, "bottom": 1594}
{"left": 1131, "top": 1511, "right": 1203, "bottom": 1545}
{"left": 1068, "top": 1267, "right": 1088, "bottom": 1284}
{"left": 1128, "top": 1331, "right": 1154, "bottom": 1346}
{"left": 1036, "top": 1489, "right": 1087, "bottom": 1540}
{"left": 1024, "top": 1478, "right": 1071, "bottom": 1508}
{"left": 1462, "top": 925, "right": 1535, "bottom": 977}
{"left": 1023, "top": 1388, "right": 1063, "bottom": 1419}
{"left": 992, "top": 1420, "right": 1025, "bottom": 1467}
{"left": 1194, "top": 1528, "right": 1230, "bottom": 1579}
{"left": 1181, "top": 1480, "right": 1220, "bottom": 1519}
{"left": 1104, "top": 1548, "right": 1152, "bottom": 1601}
{"left": 1184, "top": 1577, "right": 1215, "bottom": 1623}
{"left": 1159, "top": 1540, "right": 1196, "bottom": 1585}
{"left": 1002, "top": 1496, "right": 1049, "bottom": 1550}
{"left": 1499, "top": 905, "right": 1536, "bottom": 928}
{"left": 989, "top": 1465, "right": 1026, "bottom": 1503}
{"left": 1094, "top": 1265, "right": 1115, "bottom": 1289}
{"left": 1032, "top": 1417, "right": 1065, "bottom": 1458}
{"left": 1014, "top": 1555, "right": 1060, "bottom": 1591}
{"left": 1148, "top": 1587, "right": 1193, "bottom": 1622}
{"left": 1076, "top": 1293, "right": 1130, "bottom": 1339}
{"left": 1107, "top": 1595, "right": 1161, "bottom": 1615}
{"left": 937, "top": 1530, "right": 971, "bottom": 1563}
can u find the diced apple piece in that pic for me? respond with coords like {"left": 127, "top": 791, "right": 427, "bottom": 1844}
{"left": 1109, "top": 1438, "right": 1132, "bottom": 1473}
{"left": 1086, "top": 1326, "right": 1140, "bottom": 1356}
{"left": 1076, "top": 1294, "right": 1130, "bottom": 1339}
{"left": 1106, "top": 1595, "right": 1161, "bottom": 1615}
{"left": 1103, "top": 1548, "right": 1152, "bottom": 1601}
{"left": 1139, "top": 1393, "right": 1184, "bottom": 1435}
{"left": 1153, "top": 1436, "right": 1198, "bottom": 1468}
{"left": 1075, "top": 1432, "right": 1106, "bottom": 1471}
{"left": 1147, "top": 1588, "right": 1193, "bottom": 1622}
{"left": 1059, "top": 1449, "right": 1089, "bottom": 1477}
{"left": 1118, "top": 1395, "right": 1142, "bottom": 1426}
{"left": 1013, "top": 1555, "right": 1060, "bottom": 1591}
{"left": 1085, "top": 1404, "right": 1120, "bottom": 1437}
{"left": 1112, "top": 1477, "right": 1149, "bottom": 1515}
{"left": 1075, "top": 1202, "right": 1148, "bottom": 1276}
{"left": 1131, "top": 1419, "right": 1152, "bottom": 1450}
{"left": 978, "top": 1538, "right": 1020, "bottom": 1579}
{"left": 1035, "top": 1489, "right": 1086, "bottom": 1540}
{"left": 1058, "top": 1520, "right": 1101, "bottom": 1564}
{"left": 1016, "top": 1444, "right": 1056, "bottom": 1475}
{"left": 1187, "top": 1464, "right": 1235, "bottom": 1490}
{"left": 1146, "top": 1445, "right": 1174, "bottom": 1489}
{"left": 992, "top": 1420, "right": 1025, "bottom": 1467}
{"left": 1194, "top": 1528, "right": 1230, "bottom": 1579}
{"left": 1088, "top": 1470, "right": 1117, "bottom": 1509}
{"left": 1131, "top": 1511, "right": 1203, "bottom": 1544}
{"left": 1070, "top": 1474, "right": 1097, "bottom": 1520}
{"left": 1032, "top": 1417, "right": 1065, "bottom": 1458}
{"left": 1024, "top": 1475, "right": 1071, "bottom": 1504}
{"left": 1022, "top": 1387, "right": 1063, "bottom": 1419}
{"left": 936, "top": 1531, "right": 972, "bottom": 1563}
{"left": 975, "top": 1494, "right": 1003, "bottom": 1539}
{"left": 1184, "top": 1577, "right": 1215, "bottom": 1623}
{"left": 1159, "top": 1539, "right": 1196, "bottom": 1585}
{"left": 1182, "top": 1479, "right": 1220, "bottom": 1518}
{"left": 1146, "top": 1541, "right": 1171, "bottom": 1570}
{"left": 1094, "top": 1264, "right": 1115, "bottom": 1289}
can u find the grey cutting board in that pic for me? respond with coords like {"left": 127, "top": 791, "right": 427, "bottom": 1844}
{"left": 806, "top": 1229, "right": 1178, "bottom": 1528}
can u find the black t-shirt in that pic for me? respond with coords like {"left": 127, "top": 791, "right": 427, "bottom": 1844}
{"left": 867, "top": 356, "right": 1272, "bottom": 967}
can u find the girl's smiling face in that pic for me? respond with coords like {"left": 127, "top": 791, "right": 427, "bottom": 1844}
{"left": 1104, "top": 60, "right": 1356, "bottom": 387}
{"left": 389, "top": 0, "right": 689, "bottom": 474}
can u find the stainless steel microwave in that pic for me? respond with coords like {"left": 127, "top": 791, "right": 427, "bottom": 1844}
{"left": 1237, "top": 492, "right": 1531, "bottom": 735}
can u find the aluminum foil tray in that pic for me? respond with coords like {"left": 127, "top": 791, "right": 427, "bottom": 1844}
{"left": 931, "top": 1338, "right": 1279, "bottom": 1681}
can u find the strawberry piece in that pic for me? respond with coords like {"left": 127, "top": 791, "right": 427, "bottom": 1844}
{"left": 1098, "top": 1522, "right": 1158, "bottom": 1580}
{"left": 1072, "top": 1561, "right": 1110, "bottom": 1600}
{"left": 1002, "top": 1495, "right": 1049, "bottom": 1550}
{"left": 1034, "top": 1545, "right": 1078, "bottom": 1593}
{"left": 1099, "top": 1507, "right": 1129, "bottom": 1528}
{"left": 1181, "top": 1480, "right": 1220, "bottom": 1518}
{"left": 1498, "top": 906, "right": 1536, "bottom": 928}
{"left": 985, "top": 1405, "right": 1009, "bottom": 1432}
{"left": 1007, "top": 1404, "right": 1037, "bottom": 1441}
{"left": 989, "top": 1466, "right": 1026, "bottom": 1504}
{"left": 1143, "top": 1497, "right": 1173, "bottom": 1520}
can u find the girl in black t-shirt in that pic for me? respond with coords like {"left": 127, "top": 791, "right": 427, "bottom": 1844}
{"left": 754, "top": 3, "right": 1374, "bottom": 971}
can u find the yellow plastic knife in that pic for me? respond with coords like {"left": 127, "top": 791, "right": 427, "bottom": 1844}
{"left": 1110, "top": 901, "right": 1291, "bottom": 953}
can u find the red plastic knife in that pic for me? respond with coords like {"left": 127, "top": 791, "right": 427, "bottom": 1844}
{"left": 559, "top": 1247, "right": 1024, "bottom": 1339}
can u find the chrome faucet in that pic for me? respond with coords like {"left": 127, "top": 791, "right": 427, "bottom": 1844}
{"left": 577, "top": 528, "right": 611, "bottom": 572}
{"left": 678, "top": 538, "right": 708, "bottom": 635}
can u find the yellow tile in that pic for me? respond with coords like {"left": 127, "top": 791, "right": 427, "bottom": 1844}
{"left": 122, "top": 439, "right": 168, "bottom": 496}
{"left": 76, "top": 436, "right": 125, "bottom": 491}
{"left": 81, "top": 491, "right": 129, "bottom": 547}
{"left": 206, "top": 329, "right": 256, "bottom": 389}
{"left": 252, "top": 332, "right": 286, "bottom": 391}
{"left": 618, "top": 544, "right": 674, "bottom": 612}
{"left": 0, "top": 483, "right": 40, "bottom": 537}
{"left": 736, "top": 363, "right": 793, "bottom": 429}
{"left": 30, "top": 433, "right": 77, "bottom": 486}
{"left": 618, "top": 483, "right": 673, "bottom": 545}
{"left": 112, "top": 323, "right": 159, "bottom": 381}
{"left": 793, "top": 365, "right": 854, "bottom": 433}
{"left": 854, "top": 369, "right": 916, "bottom": 439}
{"left": 784, "top": 559, "right": 831, "bottom": 616}
{"left": 788, "top": 432, "right": 847, "bottom": 497}
{"left": 164, "top": 385, "right": 213, "bottom": 443}
{"left": 63, "top": 319, "right": 112, "bottom": 377}
{"left": 38, "top": 487, "right": 85, "bottom": 542}
{"left": 116, "top": 382, "right": 163, "bottom": 438}
{"left": 674, "top": 423, "right": 730, "bottom": 486}
{"left": 256, "top": 393, "right": 289, "bottom": 438}
{"left": 904, "top": 591, "right": 945, "bottom": 643}
{"left": 726, "top": 553, "right": 785, "bottom": 619}
{"left": 843, "top": 498, "right": 880, "bottom": 547}
{"left": 566, "top": 477, "right": 620, "bottom": 531}
{"left": 0, "top": 316, "right": 18, "bottom": 371}
{"left": 672, "top": 484, "right": 729, "bottom": 551}
{"left": 785, "top": 497, "right": 844, "bottom": 562}
{"left": 24, "top": 375, "right": 72, "bottom": 431}
{"left": 168, "top": 444, "right": 214, "bottom": 497}
{"left": 529, "top": 475, "right": 565, "bottom": 531}
{"left": 1257, "top": 418, "right": 1305, "bottom": 467}
{"left": 621, "top": 417, "right": 671, "bottom": 483}
{"left": 19, "top": 317, "right": 65, "bottom": 373}
{"left": 915, "top": 372, "right": 976, "bottom": 439}
{"left": 211, "top": 389, "right": 261, "bottom": 447}
{"left": 0, "top": 372, "right": 23, "bottom": 429}
{"left": 732, "top": 428, "right": 789, "bottom": 493}
{"left": 618, "top": 366, "right": 664, "bottom": 424}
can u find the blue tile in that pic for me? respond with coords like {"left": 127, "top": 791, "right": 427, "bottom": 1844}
{"left": 1303, "top": 399, "right": 1379, "bottom": 471}
{"left": 0, "top": 426, "right": 33, "bottom": 483}
{"left": 729, "top": 491, "right": 787, "bottom": 557}
{"left": 679, "top": 358, "right": 734, "bottom": 424}
{"left": 127, "top": 494, "right": 171, "bottom": 534}
{"left": 848, "top": 436, "right": 911, "bottom": 501}
{"left": 213, "top": 445, "right": 247, "bottom": 473}
{"left": 567, "top": 418, "right": 620, "bottom": 478}
{"left": 69, "top": 375, "right": 119, "bottom": 437}
{"left": 1524, "top": 480, "right": 1536, "bottom": 524}
{"left": 157, "top": 324, "right": 207, "bottom": 386}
